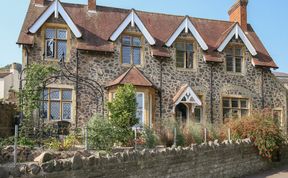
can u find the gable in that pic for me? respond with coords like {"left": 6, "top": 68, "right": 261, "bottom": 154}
{"left": 217, "top": 24, "right": 257, "bottom": 56}
{"left": 110, "top": 10, "right": 156, "bottom": 45}
{"left": 173, "top": 84, "right": 202, "bottom": 106}
{"left": 166, "top": 17, "right": 208, "bottom": 50}
{"left": 29, "top": 0, "right": 82, "bottom": 38}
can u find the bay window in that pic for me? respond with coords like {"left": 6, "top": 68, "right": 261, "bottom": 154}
{"left": 136, "top": 92, "right": 144, "bottom": 125}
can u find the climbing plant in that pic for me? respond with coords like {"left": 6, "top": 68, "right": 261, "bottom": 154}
{"left": 19, "top": 64, "right": 58, "bottom": 136}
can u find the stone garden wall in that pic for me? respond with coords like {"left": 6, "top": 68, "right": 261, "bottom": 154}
{"left": 2, "top": 139, "right": 288, "bottom": 178}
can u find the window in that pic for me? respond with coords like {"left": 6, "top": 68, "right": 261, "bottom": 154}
{"left": 273, "top": 109, "right": 283, "bottom": 127}
{"left": 225, "top": 47, "right": 243, "bottom": 73}
{"left": 136, "top": 92, "right": 144, "bottom": 125}
{"left": 40, "top": 88, "right": 72, "bottom": 121}
{"left": 45, "top": 28, "right": 67, "bottom": 61}
{"left": 121, "top": 35, "right": 142, "bottom": 65}
{"left": 175, "top": 42, "right": 194, "bottom": 69}
{"left": 223, "top": 98, "right": 249, "bottom": 120}
{"left": 194, "top": 106, "right": 202, "bottom": 123}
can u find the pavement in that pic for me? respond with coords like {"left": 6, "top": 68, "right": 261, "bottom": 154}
{"left": 245, "top": 165, "right": 288, "bottom": 178}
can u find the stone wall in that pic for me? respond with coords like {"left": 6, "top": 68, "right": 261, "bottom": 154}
{"left": 2, "top": 140, "right": 288, "bottom": 178}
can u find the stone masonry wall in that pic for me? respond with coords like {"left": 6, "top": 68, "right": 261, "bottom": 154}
{"left": 2, "top": 140, "right": 288, "bottom": 178}
{"left": 25, "top": 15, "right": 288, "bottom": 128}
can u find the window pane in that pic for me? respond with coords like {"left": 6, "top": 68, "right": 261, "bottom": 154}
{"left": 57, "top": 29, "right": 67, "bottom": 39}
{"left": 132, "top": 37, "right": 141, "bottom": 47}
{"left": 45, "top": 40, "right": 55, "bottom": 58}
{"left": 122, "top": 46, "right": 131, "bottom": 64}
{"left": 241, "top": 109, "right": 248, "bottom": 117}
{"left": 176, "top": 51, "right": 185, "bottom": 68}
{"left": 175, "top": 43, "right": 185, "bottom": 51}
{"left": 42, "top": 89, "right": 49, "bottom": 100}
{"left": 62, "top": 103, "right": 72, "bottom": 120}
{"left": 122, "top": 36, "right": 131, "bottom": 45}
{"left": 136, "top": 93, "right": 144, "bottom": 124}
{"left": 235, "top": 48, "right": 242, "bottom": 56}
{"left": 226, "top": 48, "right": 233, "bottom": 56}
{"left": 133, "top": 48, "right": 141, "bottom": 65}
{"left": 186, "top": 51, "right": 194, "bottom": 69}
{"left": 240, "top": 100, "right": 247, "bottom": 108}
{"left": 223, "top": 99, "right": 230, "bottom": 107}
{"left": 50, "top": 102, "right": 60, "bottom": 120}
{"left": 50, "top": 89, "right": 60, "bottom": 100}
{"left": 62, "top": 90, "right": 72, "bottom": 100}
{"left": 232, "top": 109, "right": 239, "bottom": 118}
{"left": 226, "top": 56, "right": 233, "bottom": 72}
{"left": 235, "top": 58, "right": 242, "bottom": 73}
{"left": 186, "top": 43, "right": 193, "bottom": 52}
{"left": 231, "top": 99, "right": 238, "bottom": 108}
{"left": 194, "top": 107, "right": 201, "bottom": 123}
{"left": 57, "top": 41, "right": 67, "bottom": 60}
{"left": 223, "top": 108, "right": 231, "bottom": 118}
{"left": 45, "top": 29, "right": 55, "bottom": 39}
{"left": 40, "top": 101, "right": 48, "bottom": 119}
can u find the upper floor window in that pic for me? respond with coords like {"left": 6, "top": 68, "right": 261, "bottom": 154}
{"left": 40, "top": 88, "right": 72, "bottom": 121}
{"left": 223, "top": 97, "right": 249, "bottom": 121}
{"left": 45, "top": 28, "right": 67, "bottom": 61}
{"left": 175, "top": 42, "right": 194, "bottom": 69}
{"left": 121, "top": 35, "right": 142, "bottom": 65}
{"left": 225, "top": 47, "right": 243, "bottom": 73}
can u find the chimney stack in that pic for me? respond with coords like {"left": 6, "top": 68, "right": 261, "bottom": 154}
{"left": 34, "top": 0, "right": 46, "bottom": 6}
{"left": 228, "top": 0, "right": 248, "bottom": 31}
{"left": 88, "top": 0, "right": 96, "bottom": 12}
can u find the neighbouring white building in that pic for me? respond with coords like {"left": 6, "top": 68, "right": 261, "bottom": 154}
{"left": 0, "top": 63, "right": 21, "bottom": 101}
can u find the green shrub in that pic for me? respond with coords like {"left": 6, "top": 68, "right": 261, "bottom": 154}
{"left": 0, "top": 136, "right": 14, "bottom": 149}
{"left": 18, "top": 137, "right": 35, "bottom": 148}
{"left": 107, "top": 84, "right": 138, "bottom": 145}
{"left": 222, "top": 109, "right": 286, "bottom": 159}
{"left": 87, "top": 115, "right": 117, "bottom": 151}
{"left": 44, "top": 134, "right": 79, "bottom": 151}
{"left": 142, "top": 127, "right": 158, "bottom": 149}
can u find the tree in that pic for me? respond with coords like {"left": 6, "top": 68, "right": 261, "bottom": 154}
{"left": 107, "top": 84, "right": 138, "bottom": 144}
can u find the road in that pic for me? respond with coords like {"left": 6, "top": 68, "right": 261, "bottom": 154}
{"left": 245, "top": 165, "right": 288, "bottom": 178}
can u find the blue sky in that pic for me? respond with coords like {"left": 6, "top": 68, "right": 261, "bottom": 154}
{"left": 0, "top": 0, "right": 287, "bottom": 72}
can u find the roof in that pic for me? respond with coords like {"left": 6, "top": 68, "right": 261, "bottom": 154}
{"left": 172, "top": 84, "right": 202, "bottom": 106}
{"left": 0, "top": 73, "right": 11, "bottom": 78}
{"left": 106, "top": 66, "right": 155, "bottom": 88}
{"left": 17, "top": 1, "right": 277, "bottom": 68}
{"left": 273, "top": 72, "right": 288, "bottom": 77}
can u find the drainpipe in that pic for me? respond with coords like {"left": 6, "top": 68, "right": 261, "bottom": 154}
{"left": 75, "top": 49, "right": 79, "bottom": 128}
{"left": 159, "top": 58, "right": 163, "bottom": 120}
{"left": 210, "top": 63, "right": 214, "bottom": 123}
{"left": 261, "top": 68, "right": 265, "bottom": 108}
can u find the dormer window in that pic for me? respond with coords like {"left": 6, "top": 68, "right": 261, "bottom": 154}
{"left": 175, "top": 42, "right": 194, "bottom": 69}
{"left": 225, "top": 46, "right": 243, "bottom": 73}
{"left": 45, "top": 28, "right": 67, "bottom": 61}
{"left": 121, "top": 35, "right": 142, "bottom": 65}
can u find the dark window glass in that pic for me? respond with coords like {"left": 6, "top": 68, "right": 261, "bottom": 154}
{"left": 45, "top": 28, "right": 67, "bottom": 61}
{"left": 121, "top": 36, "right": 142, "bottom": 65}
{"left": 176, "top": 42, "right": 194, "bottom": 69}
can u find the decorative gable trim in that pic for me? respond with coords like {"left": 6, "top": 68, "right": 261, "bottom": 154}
{"left": 110, "top": 10, "right": 156, "bottom": 45}
{"left": 173, "top": 84, "right": 202, "bottom": 106}
{"left": 217, "top": 24, "right": 257, "bottom": 56}
{"left": 29, "top": 0, "right": 82, "bottom": 38}
{"left": 166, "top": 17, "right": 208, "bottom": 50}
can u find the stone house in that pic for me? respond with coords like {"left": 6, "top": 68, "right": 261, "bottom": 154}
{"left": 17, "top": 0, "right": 288, "bottom": 130}
{"left": 0, "top": 63, "right": 21, "bottom": 101}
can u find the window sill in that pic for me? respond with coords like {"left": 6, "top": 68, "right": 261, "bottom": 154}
{"left": 43, "top": 58, "right": 71, "bottom": 63}
{"left": 121, "top": 63, "right": 143, "bottom": 68}
{"left": 176, "top": 67, "right": 197, "bottom": 72}
{"left": 225, "top": 71, "right": 245, "bottom": 76}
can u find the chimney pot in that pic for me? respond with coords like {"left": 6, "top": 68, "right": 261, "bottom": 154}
{"left": 228, "top": 0, "right": 249, "bottom": 31}
{"left": 88, "top": 0, "right": 96, "bottom": 12}
{"left": 34, "top": 0, "right": 46, "bottom": 6}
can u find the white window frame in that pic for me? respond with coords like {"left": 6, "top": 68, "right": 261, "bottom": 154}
{"left": 136, "top": 92, "right": 145, "bottom": 125}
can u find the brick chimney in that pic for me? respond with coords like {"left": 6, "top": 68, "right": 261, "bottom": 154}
{"left": 228, "top": 0, "right": 248, "bottom": 31}
{"left": 88, "top": 0, "right": 96, "bottom": 12}
{"left": 34, "top": 0, "right": 46, "bottom": 6}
